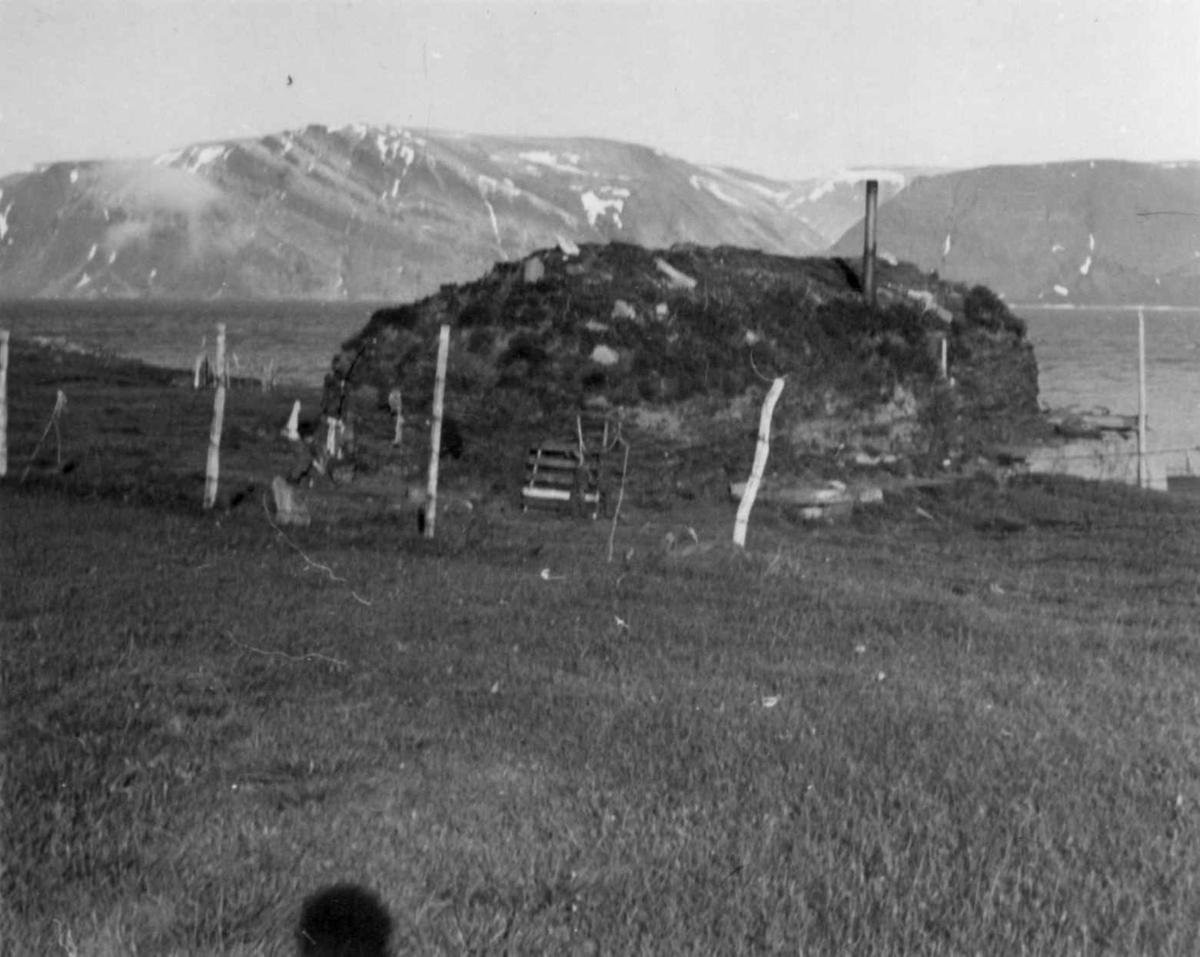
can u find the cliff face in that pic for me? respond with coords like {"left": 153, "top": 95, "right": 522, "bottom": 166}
{"left": 829, "top": 160, "right": 1200, "bottom": 306}
{"left": 323, "top": 244, "right": 1041, "bottom": 485}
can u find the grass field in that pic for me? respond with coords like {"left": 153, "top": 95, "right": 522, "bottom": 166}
{"left": 3, "top": 339, "right": 1200, "bottom": 955}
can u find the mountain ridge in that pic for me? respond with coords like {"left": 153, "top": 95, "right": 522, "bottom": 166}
{"left": 0, "top": 124, "right": 903, "bottom": 303}
{"left": 2, "top": 125, "right": 1195, "bottom": 306}
{"left": 830, "top": 159, "right": 1200, "bottom": 306}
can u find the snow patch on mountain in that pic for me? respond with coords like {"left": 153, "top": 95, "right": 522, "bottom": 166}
{"left": 481, "top": 196, "right": 504, "bottom": 257}
{"left": 741, "top": 180, "right": 791, "bottom": 203}
{"left": 803, "top": 168, "right": 907, "bottom": 203}
{"left": 166, "top": 145, "right": 228, "bottom": 175}
{"left": 478, "top": 174, "right": 521, "bottom": 201}
{"left": 689, "top": 174, "right": 745, "bottom": 208}
{"left": 943, "top": 233, "right": 952, "bottom": 257}
{"left": 520, "top": 151, "right": 587, "bottom": 175}
{"left": 374, "top": 130, "right": 406, "bottom": 165}
{"left": 399, "top": 144, "right": 415, "bottom": 173}
{"left": 581, "top": 188, "right": 627, "bottom": 228}
{"left": 70, "top": 168, "right": 79, "bottom": 184}
{"left": 0, "top": 202, "right": 9, "bottom": 241}
{"left": 153, "top": 145, "right": 212, "bottom": 172}
{"left": 1079, "top": 255, "right": 1091, "bottom": 275}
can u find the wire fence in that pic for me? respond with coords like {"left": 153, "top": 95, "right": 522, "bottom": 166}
{"left": 3, "top": 314, "right": 1198, "bottom": 518}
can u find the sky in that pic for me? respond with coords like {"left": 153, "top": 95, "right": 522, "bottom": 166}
{"left": 0, "top": 0, "right": 1197, "bottom": 180}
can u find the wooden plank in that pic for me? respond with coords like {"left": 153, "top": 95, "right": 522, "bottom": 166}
{"left": 533, "top": 441, "right": 582, "bottom": 454}
{"left": 526, "top": 455, "right": 581, "bottom": 470}
{"left": 522, "top": 487, "right": 572, "bottom": 503}
{"left": 527, "top": 472, "right": 578, "bottom": 488}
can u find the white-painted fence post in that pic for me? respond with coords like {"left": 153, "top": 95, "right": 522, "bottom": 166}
{"left": 733, "top": 377, "right": 785, "bottom": 547}
{"left": 203, "top": 324, "right": 227, "bottom": 509}
{"left": 282, "top": 400, "right": 301, "bottom": 441}
{"left": 0, "top": 330, "right": 9, "bottom": 478}
{"left": 424, "top": 325, "right": 451, "bottom": 539}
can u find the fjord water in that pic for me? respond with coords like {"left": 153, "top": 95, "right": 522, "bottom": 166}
{"left": 0, "top": 299, "right": 380, "bottom": 388}
{"left": 2, "top": 299, "right": 1198, "bottom": 473}
{"left": 1019, "top": 306, "right": 1200, "bottom": 475}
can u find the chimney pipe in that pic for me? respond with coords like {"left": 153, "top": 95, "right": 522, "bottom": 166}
{"left": 862, "top": 179, "right": 879, "bottom": 304}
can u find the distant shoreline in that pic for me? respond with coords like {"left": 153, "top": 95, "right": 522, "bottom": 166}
{"left": 1011, "top": 303, "right": 1200, "bottom": 313}
{"left": 4, "top": 297, "right": 1196, "bottom": 313}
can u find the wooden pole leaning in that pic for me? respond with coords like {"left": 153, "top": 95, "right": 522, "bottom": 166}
{"left": 203, "top": 323, "right": 227, "bottom": 509}
{"left": 424, "top": 324, "right": 451, "bottom": 538}
{"left": 733, "top": 377, "right": 786, "bottom": 548}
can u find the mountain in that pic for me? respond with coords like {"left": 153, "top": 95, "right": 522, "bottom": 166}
{"left": 11, "top": 124, "right": 1190, "bottom": 307}
{"left": 776, "top": 167, "right": 929, "bottom": 242}
{"left": 0, "top": 125, "right": 881, "bottom": 302}
{"left": 829, "top": 160, "right": 1200, "bottom": 306}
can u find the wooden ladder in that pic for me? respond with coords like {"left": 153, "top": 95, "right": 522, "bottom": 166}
{"left": 521, "top": 414, "right": 610, "bottom": 518}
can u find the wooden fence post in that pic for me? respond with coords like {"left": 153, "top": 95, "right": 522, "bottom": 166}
{"left": 733, "top": 377, "right": 785, "bottom": 547}
{"left": 282, "top": 400, "right": 301, "bottom": 442}
{"left": 203, "top": 323, "right": 227, "bottom": 509}
{"left": 193, "top": 335, "right": 208, "bottom": 389}
{"left": 0, "top": 330, "right": 9, "bottom": 478}
{"left": 424, "top": 324, "right": 451, "bottom": 538}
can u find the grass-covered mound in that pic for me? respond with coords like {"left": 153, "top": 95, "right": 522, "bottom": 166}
{"left": 324, "top": 243, "right": 1044, "bottom": 481}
